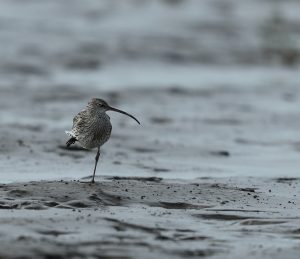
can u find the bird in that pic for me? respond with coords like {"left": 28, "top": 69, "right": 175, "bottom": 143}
{"left": 65, "top": 98, "right": 140, "bottom": 183}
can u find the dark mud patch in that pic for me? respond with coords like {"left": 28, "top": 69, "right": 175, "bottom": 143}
{"left": 176, "top": 249, "right": 216, "bottom": 257}
{"left": 106, "top": 176, "right": 163, "bottom": 182}
{"left": 150, "top": 117, "right": 173, "bottom": 124}
{"left": 209, "top": 150, "right": 230, "bottom": 157}
{"left": 132, "top": 147, "right": 159, "bottom": 153}
{"left": 62, "top": 200, "right": 94, "bottom": 208}
{"left": 168, "top": 86, "right": 189, "bottom": 95}
{"left": 37, "top": 230, "right": 77, "bottom": 237}
{"left": 43, "top": 201, "right": 60, "bottom": 207}
{"left": 58, "top": 145, "right": 90, "bottom": 152}
{"left": 58, "top": 152, "right": 84, "bottom": 159}
{"left": 178, "top": 235, "right": 211, "bottom": 241}
{"left": 23, "top": 204, "right": 48, "bottom": 210}
{"left": 238, "top": 188, "right": 257, "bottom": 193}
{"left": 0, "top": 203, "right": 18, "bottom": 209}
{"left": 240, "top": 220, "right": 286, "bottom": 225}
{"left": 194, "top": 214, "right": 257, "bottom": 221}
{"left": 2, "top": 62, "right": 47, "bottom": 76}
{"left": 287, "top": 229, "right": 300, "bottom": 234}
{"left": 167, "top": 87, "right": 219, "bottom": 98}
{"left": 156, "top": 234, "right": 211, "bottom": 242}
{"left": 63, "top": 56, "right": 101, "bottom": 70}
{"left": 158, "top": 202, "right": 211, "bottom": 210}
{"left": 104, "top": 218, "right": 167, "bottom": 234}
{"left": 207, "top": 209, "right": 267, "bottom": 213}
{"left": 235, "top": 138, "right": 280, "bottom": 147}
{"left": 175, "top": 229, "right": 196, "bottom": 233}
{"left": 275, "top": 177, "right": 300, "bottom": 183}
{"left": 153, "top": 168, "right": 170, "bottom": 173}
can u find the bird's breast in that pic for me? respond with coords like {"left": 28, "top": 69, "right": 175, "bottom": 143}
{"left": 77, "top": 113, "right": 112, "bottom": 149}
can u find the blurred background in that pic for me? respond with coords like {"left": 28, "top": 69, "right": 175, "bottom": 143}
{"left": 1, "top": 0, "right": 300, "bottom": 182}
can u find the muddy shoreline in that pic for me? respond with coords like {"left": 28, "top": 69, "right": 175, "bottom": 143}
{"left": 0, "top": 177, "right": 299, "bottom": 258}
{"left": 1, "top": 0, "right": 300, "bottom": 258}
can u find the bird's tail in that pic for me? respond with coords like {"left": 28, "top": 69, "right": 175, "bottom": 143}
{"left": 65, "top": 130, "right": 73, "bottom": 137}
{"left": 65, "top": 131, "right": 77, "bottom": 147}
{"left": 66, "top": 137, "right": 77, "bottom": 147}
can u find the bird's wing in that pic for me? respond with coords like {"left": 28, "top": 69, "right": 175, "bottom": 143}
{"left": 72, "top": 110, "right": 86, "bottom": 128}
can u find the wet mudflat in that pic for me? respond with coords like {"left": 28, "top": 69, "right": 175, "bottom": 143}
{"left": 1, "top": 0, "right": 300, "bottom": 258}
{"left": 0, "top": 177, "right": 299, "bottom": 259}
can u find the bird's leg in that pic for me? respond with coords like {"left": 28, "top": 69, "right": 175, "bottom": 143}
{"left": 92, "top": 146, "right": 100, "bottom": 183}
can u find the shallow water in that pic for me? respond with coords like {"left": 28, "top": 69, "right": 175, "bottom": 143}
{"left": 1, "top": 0, "right": 300, "bottom": 183}
{"left": 1, "top": 1, "right": 300, "bottom": 258}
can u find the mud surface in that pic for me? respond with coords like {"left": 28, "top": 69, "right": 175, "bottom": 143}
{"left": 1, "top": 0, "right": 300, "bottom": 258}
{"left": 0, "top": 177, "right": 300, "bottom": 259}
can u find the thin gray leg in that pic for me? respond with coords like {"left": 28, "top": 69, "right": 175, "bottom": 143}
{"left": 92, "top": 146, "right": 100, "bottom": 183}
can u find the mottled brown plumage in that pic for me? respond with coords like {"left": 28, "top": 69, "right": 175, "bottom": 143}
{"left": 65, "top": 98, "right": 140, "bottom": 183}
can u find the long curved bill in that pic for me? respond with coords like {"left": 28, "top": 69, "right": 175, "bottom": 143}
{"left": 108, "top": 106, "right": 140, "bottom": 124}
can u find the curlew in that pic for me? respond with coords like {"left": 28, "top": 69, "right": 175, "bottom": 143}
{"left": 65, "top": 98, "right": 140, "bottom": 183}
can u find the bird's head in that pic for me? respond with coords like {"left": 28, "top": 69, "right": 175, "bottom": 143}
{"left": 89, "top": 98, "right": 140, "bottom": 124}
